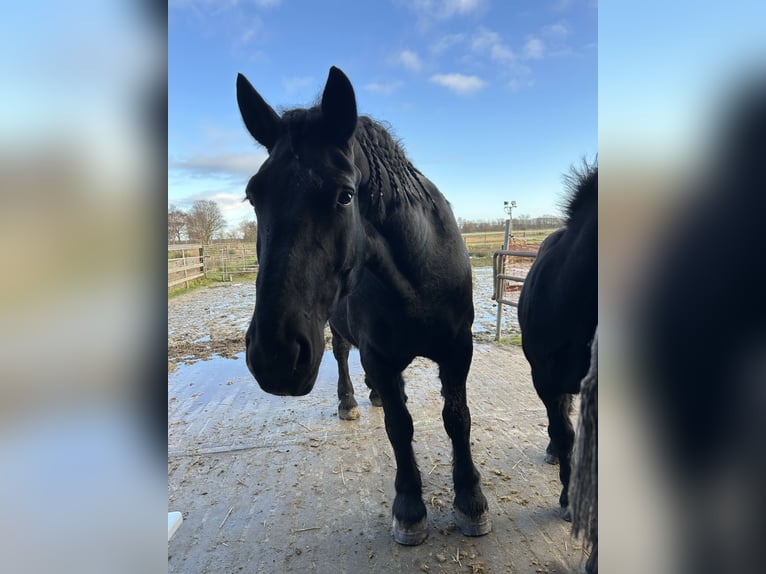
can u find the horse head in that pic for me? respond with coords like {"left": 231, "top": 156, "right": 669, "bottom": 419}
{"left": 236, "top": 66, "right": 363, "bottom": 396}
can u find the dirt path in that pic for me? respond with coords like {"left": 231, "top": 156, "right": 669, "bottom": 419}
{"left": 168, "top": 269, "right": 586, "bottom": 573}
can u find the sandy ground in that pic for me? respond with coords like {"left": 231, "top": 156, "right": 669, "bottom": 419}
{"left": 168, "top": 267, "right": 587, "bottom": 573}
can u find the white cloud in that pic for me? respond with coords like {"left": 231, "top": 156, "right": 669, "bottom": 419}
{"left": 240, "top": 28, "right": 255, "bottom": 45}
{"left": 523, "top": 37, "right": 545, "bottom": 60}
{"left": 550, "top": 0, "right": 572, "bottom": 11}
{"left": 471, "top": 27, "right": 515, "bottom": 63}
{"left": 507, "top": 76, "right": 535, "bottom": 92}
{"left": 430, "top": 33, "right": 465, "bottom": 53}
{"left": 398, "top": 49, "right": 423, "bottom": 72}
{"left": 282, "top": 75, "right": 314, "bottom": 93}
{"left": 363, "top": 81, "right": 405, "bottom": 96}
{"left": 542, "top": 22, "right": 570, "bottom": 38}
{"left": 429, "top": 73, "right": 486, "bottom": 95}
{"left": 169, "top": 151, "right": 267, "bottom": 178}
{"left": 408, "top": 0, "right": 486, "bottom": 26}
{"left": 443, "top": 0, "right": 482, "bottom": 16}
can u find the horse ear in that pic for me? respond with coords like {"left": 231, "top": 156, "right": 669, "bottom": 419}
{"left": 321, "top": 66, "right": 358, "bottom": 145}
{"left": 237, "top": 73, "right": 281, "bottom": 152}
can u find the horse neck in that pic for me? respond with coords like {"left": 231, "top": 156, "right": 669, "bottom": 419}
{"left": 349, "top": 127, "right": 465, "bottom": 293}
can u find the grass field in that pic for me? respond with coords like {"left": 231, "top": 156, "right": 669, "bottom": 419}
{"left": 168, "top": 228, "right": 559, "bottom": 294}
{"left": 463, "top": 228, "right": 556, "bottom": 267}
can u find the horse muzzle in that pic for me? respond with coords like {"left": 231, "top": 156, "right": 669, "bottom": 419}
{"left": 245, "top": 329, "right": 320, "bottom": 397}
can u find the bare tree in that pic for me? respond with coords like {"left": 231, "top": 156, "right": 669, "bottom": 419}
{"left": 168, "top": 205, "right": 188, "bottom": 244}
{"left": 220, "top": 228, "right": 241, "bottom": 242}
{"left": 239, "top": 220, "right": 258, "bottom": 243}
{"left": 187, "top": 200, "right": 226, "bottom": 244}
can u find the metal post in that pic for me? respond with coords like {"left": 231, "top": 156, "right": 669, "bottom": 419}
{"left": 495, "top": 201, "right": 515, "bottom": 341}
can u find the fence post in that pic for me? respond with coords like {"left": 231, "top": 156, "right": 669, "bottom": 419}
{"left": 182, "top": 247, "right": 189, "bottom": 289}
{"left": 495, "top": 219, "right": 511, "bottom": 341}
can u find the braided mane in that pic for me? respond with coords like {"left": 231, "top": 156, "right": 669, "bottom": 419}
{"left": 353, "top": 116, "right": 436, "bottom": 219}
{"left": 274, "top": 106, "right": 438, "bottom": 220}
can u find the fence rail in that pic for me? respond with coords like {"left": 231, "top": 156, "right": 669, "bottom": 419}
{"left": 168, "top": 244, "right": 205, "bottom": 289}
{"left": 168, "top": 243, "right": 259, "bottom": 290}
{"left": 492, "top": 246, "right": 538, "bottom": 340}
{"left": 202, "top": 243, "right": 258, "bottom": 281}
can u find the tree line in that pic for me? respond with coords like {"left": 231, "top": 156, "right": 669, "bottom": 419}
{"left": 168, "top": 201, "right": 562, "bottom": 244}
{"left": 168, "top": 200, "right": 257, "bottom": 244}
{"left": 457, "top": 214, "right": 563, "bottom": 233}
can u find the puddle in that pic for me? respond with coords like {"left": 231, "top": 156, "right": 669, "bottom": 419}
{"left": 169, "top": 349, "right": 364, "bottom": 400}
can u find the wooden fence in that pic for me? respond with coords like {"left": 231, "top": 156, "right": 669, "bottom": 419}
{"left": 168, "top": 243, "right": 259, "bottom": 290}
{"left": 203, "top": 243, "right": 258, "bottom": 281}
{"left": 168, "top": 244, "right": 205, "bottom": 289}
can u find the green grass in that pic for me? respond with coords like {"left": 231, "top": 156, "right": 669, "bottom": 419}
{"left": 469, "top": 255, "right": 494, "bottom": 268}
{"left": 168, "top": 277, "right": 215, "bottom": 298}
{"left": 491, "top": 333, "right": 523, "bottom": 346}
{"left": 168, "top": 272, "right": 259, "bottom": 298}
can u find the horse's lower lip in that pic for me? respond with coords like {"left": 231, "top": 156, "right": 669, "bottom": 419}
{"left": 253, "top": 373, "right": 316, "bottom": 397}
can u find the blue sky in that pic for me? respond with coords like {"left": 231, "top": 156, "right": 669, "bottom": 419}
{"left": 169, "top": 0, "right": 597, "bottom": 231}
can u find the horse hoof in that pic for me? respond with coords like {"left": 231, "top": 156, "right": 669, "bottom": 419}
{"left": 369, "top": 395, "right": 383, "bottom": 407}
{"left": 453, "top": 506, "right": 492, "bottom": 537}
{"left": 392, "top": 516, "right": 428, "bottom": 545}
{"left": 560, "top": 506, "right": 572, "bottom": 522}
{"left": 544, "top": 452, "right": 559, "bottom": 465}
{"left": 338, "top": 406, "right": 360, "bottom": 420}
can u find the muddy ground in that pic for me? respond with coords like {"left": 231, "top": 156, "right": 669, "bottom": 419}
{"left": 167, "top": 267, "right": 518, "bottom": 368}
{"left": 168, "top": 267, "right": 587, "bottom": 573}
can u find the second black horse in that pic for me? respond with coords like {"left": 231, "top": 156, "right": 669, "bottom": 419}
{"left": 518, "top": 163, "right": 597, "bottom": 519}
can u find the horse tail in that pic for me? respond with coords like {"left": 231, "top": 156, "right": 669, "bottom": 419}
{"left": 570, "top": 329, "right": 598, "bottom": 573}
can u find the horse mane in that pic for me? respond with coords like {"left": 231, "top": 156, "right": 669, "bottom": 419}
{"left": 560, "top": 159, "right": 597, "bottom": 224}
{"left": 353, "top": 116, "right": 436, "bottom": 218}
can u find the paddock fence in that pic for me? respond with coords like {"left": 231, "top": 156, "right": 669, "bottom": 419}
{"left": 168, "top": 244, "right": 205, "bottom": 290}
{"left": 492, "top": 239, "right": 539, "bottom": 340}
{"left": 168, "top": 243, "right": 259, "bottom": 291}
{"left": 203, "top": 243, "right": 259, "bottom": 281}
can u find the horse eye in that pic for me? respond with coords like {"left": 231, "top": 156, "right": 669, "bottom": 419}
{"left": 337, "top": 189, "right": 354, "bottom": 206}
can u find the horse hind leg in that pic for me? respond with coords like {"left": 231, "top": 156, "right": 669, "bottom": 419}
{"left": 545, "top": 441, "right": 560, "bottom": 465}
{"left": 438, "top": 335, "right": 491, "bottom": 537}
{"left": 364, "top": 374, "right": 383, "bottom": 407}
{"left": 544, "top": 393, "right": 576, "bottom": 520}
{"left": 331, "top": 327, "right": 359, "bottom": 420}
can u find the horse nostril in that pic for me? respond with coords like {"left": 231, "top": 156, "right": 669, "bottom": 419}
{"left": 294, "top": 335, "right": 311, "bottom": 373}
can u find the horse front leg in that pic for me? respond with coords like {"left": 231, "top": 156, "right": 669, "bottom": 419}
{"left": 438, "top": 332, "right": 491, "bottom": 537}
{"left": 364, "top": 355, "right": 427, "bottom": 545}
{"left": 331, "top": 326, "right": 359, "bottom": 420}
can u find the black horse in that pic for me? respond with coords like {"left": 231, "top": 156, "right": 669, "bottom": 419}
{"left": 517, "top": 163, "right": 597, "bottom": 518}
{"left": 236, "top": 66, "right": 490, "bottom": 545}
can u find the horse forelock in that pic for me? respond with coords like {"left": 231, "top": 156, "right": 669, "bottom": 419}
{"left": 279, "top": 107, "right": 323, "bottom": 156}
{"left": 561, "top": 160, "right": 597, "bottom": 224}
